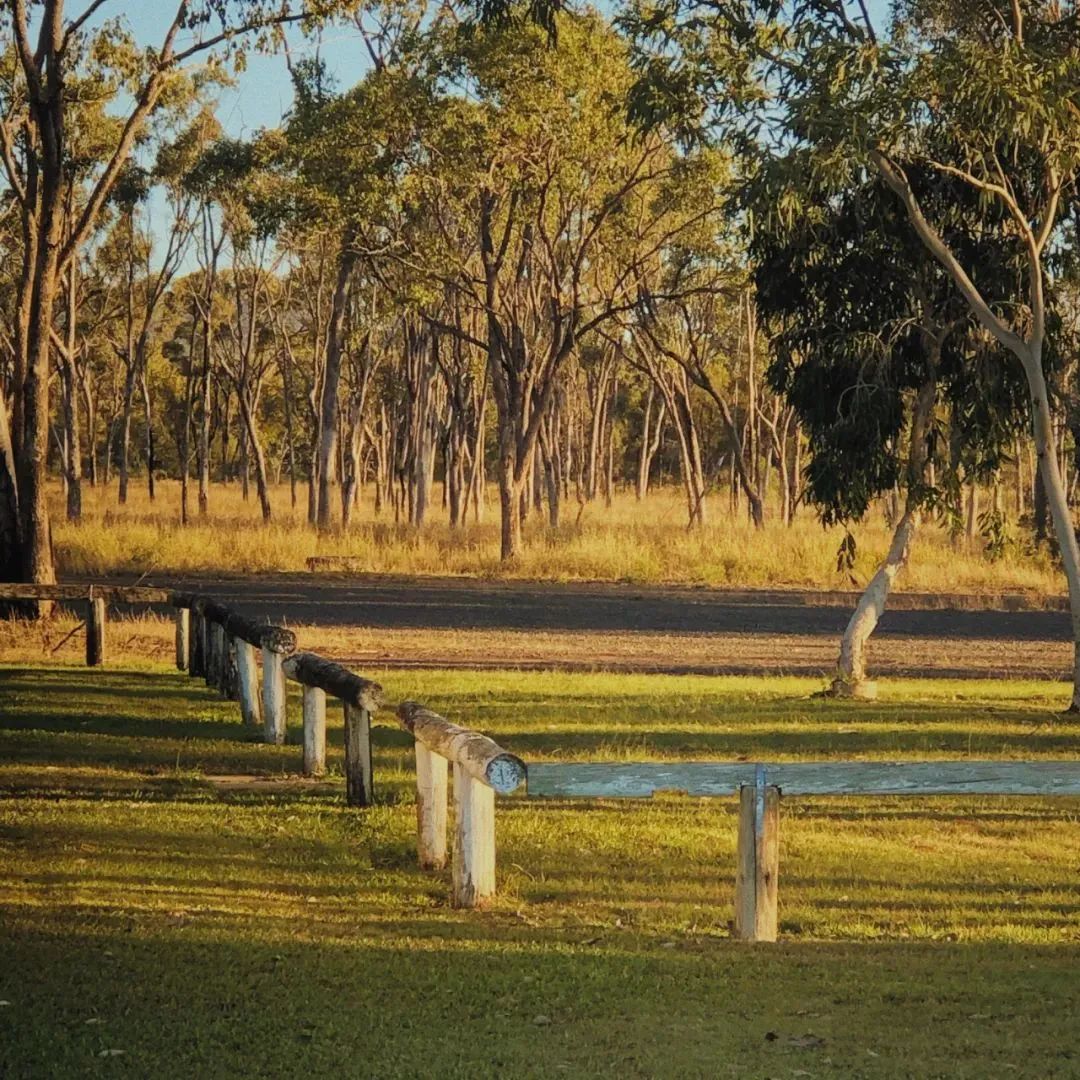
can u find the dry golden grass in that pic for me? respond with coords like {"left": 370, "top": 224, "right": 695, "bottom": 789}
{"left": 50, "top": 479, "right": 1061, "bottom": 594}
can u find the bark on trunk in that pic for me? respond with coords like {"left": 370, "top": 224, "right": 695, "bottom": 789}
{"left": 831, "top": 377, "right": 936, "bottom": 696}
{"left": 1025, "top": 353, "right": 1080, "bottom": 710}
{"left": 316, "top": 244, "right": 356, "bottom": 531}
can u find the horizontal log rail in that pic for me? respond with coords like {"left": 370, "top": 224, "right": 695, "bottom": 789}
{"left": 398, "top": 701, "right": 526, "bottom": 795}
{"left": 284, "top": 652, "right": 383, "bottom": 712}
{"left": 527, "top": 759, "right": 1080, "bottom": 943}
{"left": 397, "top": 700, "right": 525, "bottom": 908}
{"left": 197, "top": 598, "right": 297, "bottom": 654}
{"left": 0, "top": 583, "right": 171, "bottom": 603}
{"left": 0, "top": 582, "right": 172, "bottom": 665}
{"left": 525, "top": 760, "right": 1080, "bottom": 798}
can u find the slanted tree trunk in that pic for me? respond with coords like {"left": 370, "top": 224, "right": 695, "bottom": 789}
{"left": 1027, "top": 349, "right": 1080, "bottom": 709}
{"left": 636, "top": 387, "right": 665, "bottom": 500}
{"left": 831, "top": 375, "right": 936, "bottom": 697}
{"left": 236, "top": 391, "right": 272, "bottom": 523}
{"left": 872, "top": 147, "right": 1080, "bottom": 709}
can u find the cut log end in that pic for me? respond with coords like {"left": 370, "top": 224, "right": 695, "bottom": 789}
{"left": 486, "top": 754, "right": 527, "bottom": 795}
{"left": 398, "top": 701, "right": 525, "bottom": 794}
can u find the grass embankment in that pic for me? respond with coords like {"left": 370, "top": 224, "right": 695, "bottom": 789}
{"left": 3, "top": 665, "right": 1080, "bottom": 1077}
{"left": 51, "top": 480, "right": 1059, "bottom": 594}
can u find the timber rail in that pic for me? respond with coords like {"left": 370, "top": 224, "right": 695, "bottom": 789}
{"left": 0, "top": 583, "right": 170, "bottom": 666}
{"left": 527, "top": 760, "right": 1080, "bottom": 942}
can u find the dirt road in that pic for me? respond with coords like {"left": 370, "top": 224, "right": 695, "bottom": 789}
{"left": 87, "top": 574, "right": 1071, "bottom": 680}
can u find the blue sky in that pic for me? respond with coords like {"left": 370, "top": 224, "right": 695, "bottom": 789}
{"left": 117, "top": 7, "right": 375, "bottom": 138}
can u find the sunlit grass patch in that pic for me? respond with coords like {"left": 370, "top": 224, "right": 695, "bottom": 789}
{"left": 3, "top": 664, "right": 1080, "bottom": 1076}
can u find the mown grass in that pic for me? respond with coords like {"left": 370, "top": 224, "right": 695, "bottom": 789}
{"left": 3, "top": 664, "right": 1080, "bottom": 1077}
{"left": 51, "top": 480, "right": 1060, "bottom": 594}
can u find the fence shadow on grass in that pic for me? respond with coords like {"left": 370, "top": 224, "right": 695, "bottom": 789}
{"left": 3, "top": 913, "right": 1080, "bottom": 1079}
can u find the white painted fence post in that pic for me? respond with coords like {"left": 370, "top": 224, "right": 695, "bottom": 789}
{"left": 302, "top": 685, "right": 327, "bottom": 777}
{"left": 416, "top": 742, "right": 448, "bottom": 870}
{"left": 452, "top": 763, "right": 496, "bottom": 908}
{"left": 235, "top": 639, "right": 262, "bottom": 734}
{"left": 735, "top": 767, "right": 780, "bottom": 943}
{"left": 262, "top": 645, "right": 287, "bottom": 745}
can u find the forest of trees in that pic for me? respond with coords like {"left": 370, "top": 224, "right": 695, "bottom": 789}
{"left": 3, "top": 0, "right": 1080, "bottom": 693}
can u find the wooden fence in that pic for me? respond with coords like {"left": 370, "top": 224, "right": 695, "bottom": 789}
{"left": 527, "top": 759, "right": 1080, "bottom": 942}
{"left": 173, "top": 593, "right": 384, "bottom": 808}
{"left": 15, "top": 584, "right": 1071, "bottom": 928}
{"left": 0, "top": 583, "right": 170, "bottom": 666}
{"left": 3, "top": 583, "right": 525, "bottom": 903}
{"left": 173, "top": 594, "right": 524, "bottom": 906}
{"left": 398, "top": 701, "right": 526, "bottom": 907}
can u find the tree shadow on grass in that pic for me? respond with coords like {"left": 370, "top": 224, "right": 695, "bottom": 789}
{"left": 3, "top": 917, "right": 1080, "bottom": 1079}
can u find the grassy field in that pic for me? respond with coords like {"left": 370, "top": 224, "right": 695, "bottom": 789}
{"left": 50, "top": 480, "right": 1061, "bottom": 594}
{"left": 3, "top": 663, "right": 1080, "bottom": 1077}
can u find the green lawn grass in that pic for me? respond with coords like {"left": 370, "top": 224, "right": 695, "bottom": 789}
{"left": 2, "top": 665, "right": 1080, "bottom": 1077}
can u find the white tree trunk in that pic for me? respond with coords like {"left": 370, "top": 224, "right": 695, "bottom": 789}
{"left": 832, "top": 510, "right": 918, "bottom": 696}
{"left": 831, "top": 376, "right": 936, "bottom": 697}
{"left": 1026, "top": 357, "right": 1080, "bottom": 709}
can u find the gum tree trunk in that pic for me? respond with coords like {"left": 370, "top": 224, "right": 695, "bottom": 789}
{"left": 831, "top": 376, "right": 937, "bottom": 697}
{"left": 1026, "top": 349, "right": 1080, "bottom": 710}
{"left": 316, "top": 243, "right": 356, "bottom": 531}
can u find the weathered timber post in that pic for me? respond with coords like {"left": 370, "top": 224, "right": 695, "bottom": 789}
{"left": 221, "top": 635, "right": 239, "bottom": 700}
{"left": 189, "top": 603, "right": 205, "bottom": 678}
{"left": 207, "top": 621, "right": 224, "bottom": 690}
{"left": 415, "top": 741, "right": 449, "bottom": 870}
{"left": 234, "top": 639, "right": 262, "bottom": 734}
{"left": 453, "top": 764, "right": 496, "bottom": 908}
{"left": 283, "top": 652, "right": 381, "bottom": 802}
{"left": 344, "top": 702, "right": 373, "bottom": 807}
{"left": 175, "top": 607, "right": 190, "bottom": 671}
{"left": 302, "top": 685, "right": 327, "bottom": 777}
{"left": 86, "top": 594, "right": 106, "bottom": 667}
{"left": 735, "top": 766, "right": 780, "bottom": 943}
{"left": 397, "top": 701, "right": 525, "bottom": 907}
{"left": 260, "top": 625, "right": 298, "bottom": 745}
{"left": 262, "top": 646, "right": 287, "bottom": 744}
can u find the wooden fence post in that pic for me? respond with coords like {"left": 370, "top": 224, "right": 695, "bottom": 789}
{"left": 175, "top": 608, "right": 189, "bottom": 672}
{"left": 452, "top": 763, "right": 496, "bottom": 908}
{"left": 735, "top": 767, "right": 780, "bottom": 943}
{"left": 221, "top": 635, "right": 239, "bottom": 700}
{"left": 206, "top": 622, "right": 223, "bottom": 689}
{"left": 415, "top": 742, "right": 449, "bottom": 870}
{"left": 343, "top": 702, "right": 373, "bottom": 807}
{"left": 85, "top": 595, "right": 106, "bottom": 667}
{"left": 262, "top": 645, "right": 287, "bottom": 745}
{"left": 235, "top": 639, "right": 262, "bottom": 734}
{"left": 302, "top": 685, "right": 327, "bottom": 777}
{"left": 189, "top": 608, "right": 205, "bottom": 678}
